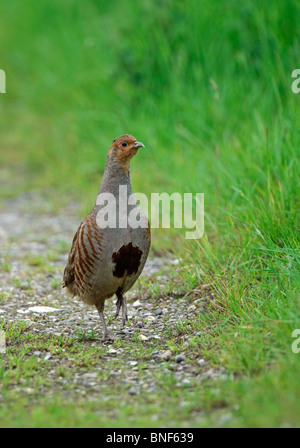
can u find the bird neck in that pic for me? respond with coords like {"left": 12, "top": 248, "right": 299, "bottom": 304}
{"left": 98, "top": 153, "right": 132, "bottom": 196}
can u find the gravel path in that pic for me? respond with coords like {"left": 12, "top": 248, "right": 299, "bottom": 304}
{"left": 0, "top": 192, "right": 223, "bottom": 405}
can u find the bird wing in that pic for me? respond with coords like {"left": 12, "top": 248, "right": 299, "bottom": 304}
{"left": 63, "top": 214, "right": 104, "bottom": 297}
{"left": 62, "top": 224, "right": 81, "bottom": 293}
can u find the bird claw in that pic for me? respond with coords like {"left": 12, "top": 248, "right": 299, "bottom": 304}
{"left": 101, "top": 332, "right": 116, "bottom": 342}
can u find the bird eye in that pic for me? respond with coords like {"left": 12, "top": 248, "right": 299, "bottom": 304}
{"left": 121, "top": 142, "right": 128, "bottom": 147}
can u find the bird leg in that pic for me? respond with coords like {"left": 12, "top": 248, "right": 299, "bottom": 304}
{"left": 121, "top": 297, "right": 128, "bottom": 327}
{"left": 115, "top": 296, "right": 122, "bottom": 320}
{"left": 96, "top": 302, "right": 115, "bottom": 341}
{"left": 115, "top": 292, "right": 128, "bottom": 326}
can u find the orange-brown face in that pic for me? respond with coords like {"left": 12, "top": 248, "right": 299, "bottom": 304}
{"left": 108, "top": 134, "right": 145, "bottom": 172}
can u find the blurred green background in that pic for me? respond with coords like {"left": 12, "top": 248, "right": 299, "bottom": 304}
{"left": 0, "top": 0, "right": 299, "bottom": 205}
{"left": 1, "top": 0, "right": 299, "bottom": 248}
{"left": 0, "top": 0, "right": 300, "bottom": 427}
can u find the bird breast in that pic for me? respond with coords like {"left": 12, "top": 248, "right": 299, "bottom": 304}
{"left": 73, "top": 201, "right": 150, "bottom": 305}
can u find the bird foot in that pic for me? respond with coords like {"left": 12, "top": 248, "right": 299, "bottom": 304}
{"left": 101, "top": 331, "right": 116, "bottom": 342}
{"left": 96, "top": 305, "right": 116, "bottom": 342}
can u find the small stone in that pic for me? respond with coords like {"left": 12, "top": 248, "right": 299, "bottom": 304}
{"left": 128, "top": 387, "right": 139, "bottom": 395}
{"left": 132, "top": 300, "right": 142, "bottom": 308}
{"left": 24, "top": 387, "right": 34, "bottom": 394}
{"left": 129, "top": 361, "right": 138, "bottom": 366}
{"left": 138, "top": 334, "right": 148, "bottom": 341}
{"left": 107, "top": 348, "right": 117, "bottom": 355}
{"left": 27, "top": 306, "right": 60, "bottom": 314}
{"left": 188, "top": 304, "right": 197, "bottom": 313}
{"left": 160, "top": 350, "right": 172, "bottom": 361}
{"left": 175, "top": 354, "right": 185, "bottom": 363}
{"left": 198, "top": 358, "right": 206, "bottom": 367}
{"left": 81, "top": 372, "right": 98, "bottom": 380}
{"left": 135, "top": 322, "right": 143, "bottom": 328}
{"left": 17, "top": 309, "right": 28, "bottom": 314}
{"left": 202, "top": 368, "right": 224, "bottom": 379}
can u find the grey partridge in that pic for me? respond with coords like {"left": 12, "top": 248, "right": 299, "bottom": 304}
{"left": 63, "top": 135, "right": 151, "bottom": 340}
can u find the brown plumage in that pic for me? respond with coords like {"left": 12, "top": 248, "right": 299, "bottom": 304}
{"left": 63, "top": 135, "right": 150, "bottom": 340}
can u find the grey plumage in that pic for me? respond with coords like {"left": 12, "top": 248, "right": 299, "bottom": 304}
{"left": 63, "top": 135, "right": 150, "bottom": 340}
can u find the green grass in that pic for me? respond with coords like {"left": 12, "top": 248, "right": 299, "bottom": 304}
{"left": 0, "top": 0, "right": 300, "bottom": 427}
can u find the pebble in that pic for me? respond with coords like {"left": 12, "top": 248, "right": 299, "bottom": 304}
{"left": 160, "top": 350, "right": 172, "bottom": 361}
{"left": 137, "top": 334, "right": 148, "bottom": 341}
{"left": 132, "top": 300, "right": 142, "bottom": 308}
{"left": 27, "top": 306, "right": 61, "bottom": 314}
{"left": 201, "top": 367, "right": 225, "bottom": 380}
{"left": 188, "top": 304, "right": 197, "bottom": 313}
{"left": 129, "top": 361, "right": 138, "bottom": 366}
{"left": 175, "top": 354, "right": 185, "bottom": 363}
{"left": 23, "top": 387, "right": 35, "bottom": 394}
{"left": 81, "top": 372, "right": 98, "bottom": 380}
{"left": 128, "top": 387, "right": 139, "bottom": 396}
{"left": 107, "top": 348, "right": 117, "bottom": 355}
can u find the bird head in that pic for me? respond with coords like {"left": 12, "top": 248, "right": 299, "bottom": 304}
{"left": 108, "top": 134, "right": 145, "bottom": 173}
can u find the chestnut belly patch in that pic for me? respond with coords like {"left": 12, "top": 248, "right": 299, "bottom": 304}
{"left": 112, "top": 243, "right": 143, "bottom": 278}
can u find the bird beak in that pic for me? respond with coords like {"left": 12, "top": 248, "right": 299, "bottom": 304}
{"left": 134, "top": 141, "right": 145, "bottom": 149}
